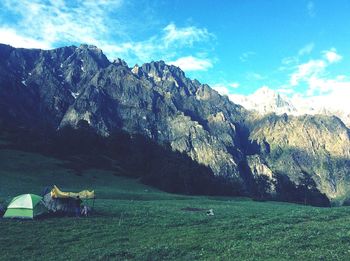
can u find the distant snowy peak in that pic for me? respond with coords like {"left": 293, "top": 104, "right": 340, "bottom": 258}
{"left": 230, "top": 86, "right": 297, "bottom": 115}
{"left": 229, "top": 87, "right": 350, "bottom": 128}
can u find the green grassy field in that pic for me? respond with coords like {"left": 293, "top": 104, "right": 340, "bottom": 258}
{"left": 1, "top": 148, "right": 350, "bottom": 260}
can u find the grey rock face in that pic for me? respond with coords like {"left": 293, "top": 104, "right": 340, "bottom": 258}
{"left": 0, "top": 43, "right": 245, "bottom": 182}
{"left": 1, "top": 43, "right": 349, "bottom": 204}
{"left": 246, "top": 155, "right": 276, "bottom": 194}
{"left": 248, "top": 114, "right": 350, "bottom": 202}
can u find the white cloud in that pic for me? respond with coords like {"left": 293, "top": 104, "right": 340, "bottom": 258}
{"left": 1, "top": 0, "right": 125, "bottom": 49}
{"left": 163, "top": 23, "right": 212, "bottom": 47}
{"left": 108, "top": 23, "right": 214, "bottom": 65}
{"left": 212, "top": 84, "right": 230, "bottom": 96}
{"left": 277, "top": 88, "right": 294, "bottom": 94}
{"left": 280, "top": 42, "right": 315, "bottom": 71}
{"left": 168, "top": 56, "right": 212, "bottom": 71}
{"left": 325, "top": 84, "right": 350, "bottom": 111}
{"left": 284, "top": 46, "right": 350, "bottom": 110}
{"left": 298, "top": 42, "right": 314, "bottom": 56}
{"left": 307, "top": 76, "right": 350, "bottom": 96}
{"left": 211, "top": 82, "right": 240, "bottom": 96}
{"left": 292, "top": 83, "right": 350, "bottom": 114}
{"left": 0, "top": 28, "right": 51, "bottom": 49}
{"left": 0, "top": 0, "right": 215, "bottom": 68}
{"left": 288, "top": 47, "right": 345, "bottom": 96}
{"left": 229, "top": 82, "right": 240, "bottom": 88}
{"left": 290, "top": 59, "right": 326, "bottom": 86}
{"left": 322, "top": 48, "right": 342, "bottom": 63}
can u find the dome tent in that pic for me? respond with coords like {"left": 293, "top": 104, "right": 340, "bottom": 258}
{"left": 3, "top": 194, "right": 47, "bottom": 219}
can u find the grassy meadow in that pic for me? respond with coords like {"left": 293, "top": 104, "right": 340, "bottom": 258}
{"left": 1, "top": 148, "right": 350, "bottom": 260}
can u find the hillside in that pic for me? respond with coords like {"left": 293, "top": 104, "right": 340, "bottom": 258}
{"left": 1, "top": 148, "right": 350, "bottom": 260}
{"left": 1, "top": 44, "right": 350, "bottom": 205}
{"left": 248, "top": 113, "right": 350, "bottom": 203}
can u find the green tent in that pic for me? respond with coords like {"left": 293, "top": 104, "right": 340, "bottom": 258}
{"left": 3, "top": 194, "right": 47, "bottom": 219}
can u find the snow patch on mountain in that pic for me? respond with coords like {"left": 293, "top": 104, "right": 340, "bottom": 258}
{"left": 228, "top": 86, "right": 350, "bottom": 127}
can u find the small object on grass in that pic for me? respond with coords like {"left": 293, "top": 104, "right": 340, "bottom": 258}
{"left": 206, "top": 209, "right": 214, "bottom": 216}
{"left": 81, "top": 205, "right": 89, "bottom": 217}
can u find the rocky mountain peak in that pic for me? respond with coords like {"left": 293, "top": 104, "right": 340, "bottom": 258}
{"left": 251, "top": 87, "right": 295, "bottom": 110}
{"left": 231, "top": 86, "right": 350, "bottom": 128}
{"left": 70, "top": 44, "right": 110, "bottom": 69}
{"left": 77, "top": 44, "right": 103, "bottom": 53}
{"left": 138, "top": 61, "right": 185, "bottom": 82}
{"left": 230, "top": 87, "right": 297, "bottom": 115}
{"left": 1, "top": 44, "right": 350, "bottom": 205}
{"left": 254, "top": 86, "right": 276, "bottom": 97}
{"left": 130, "top": 60, "right": 200, "bottom": 96}
{"left": 113, "top": 58, "right": 128, "bottom": 67}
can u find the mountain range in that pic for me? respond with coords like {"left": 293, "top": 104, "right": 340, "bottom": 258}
{"left": 1, "top": 43, "right": 350, "bottom": 206}
{"left": 230, "top": 86, "right": 350, "bottom": 128}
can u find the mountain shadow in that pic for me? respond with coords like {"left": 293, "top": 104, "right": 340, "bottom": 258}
{"left": 0, "top": 121, "right": 242, "bottom": 197}
{"left": 274, "top": 173, "right": 330, "bottom": 207}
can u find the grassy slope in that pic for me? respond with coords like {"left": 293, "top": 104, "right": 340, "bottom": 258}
{"left": 1, "top": 148, "right": 350, "bottom": 260}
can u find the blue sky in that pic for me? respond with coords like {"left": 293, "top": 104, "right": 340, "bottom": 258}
{"left": 1, "top": 0, "right": 350, "bottom": 101}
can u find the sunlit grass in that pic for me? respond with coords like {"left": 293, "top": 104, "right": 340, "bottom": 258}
{"left": 1, "top": 149, "right": 350, "bottom": 260}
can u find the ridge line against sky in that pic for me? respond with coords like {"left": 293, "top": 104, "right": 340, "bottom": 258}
{"left": 1, "top": 0, "right": 350, "bottom": 106}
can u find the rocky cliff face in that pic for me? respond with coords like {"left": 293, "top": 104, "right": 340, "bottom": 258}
{"left": 1, "top": 43, "right": 349, "bottom": 204}
{"left": 248, "top": 113, "right": 350, "bottom": 202}
{"left": 0, "top": 44, "right": 245, "bottom": 181}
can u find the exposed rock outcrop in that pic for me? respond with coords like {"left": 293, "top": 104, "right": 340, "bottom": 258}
{"left": 249, "top": 114, "right": 350, "bottom": 202}
{"left": 0, "top": 43, "right": 349, "bottom": 205}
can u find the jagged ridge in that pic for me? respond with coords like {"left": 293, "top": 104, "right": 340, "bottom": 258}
{"left": 1, "top": 43, "right": 349, "bottom": 205}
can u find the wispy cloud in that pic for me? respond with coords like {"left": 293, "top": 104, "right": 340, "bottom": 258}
{"left": 307, "top": 1, "right": 316, "bottom": 17}
{"left": 298, "top": 42, "right": 314, "bottom": 56}
{"left": 290, "top": 59, "right": 326, "bottom": 86}
{"left": 280, "top": 42, "right": 315, "bottom": 71}
{"left": 0, "top": 0, "right": 125, "bottom": 49}
{"left": 239, "top": 51, "right": 256, "bottom": 62}
{"left": 212, "top": 85, "right": 230, "bottom": 96}
{"left": 168, "top": 56, "right": 212, "bottom": 71}
{"left": 110, "top": 23, "right": 215, "bottom": 68}
{"left": 211, "top": 82, "right": 240, "bottom": 96}
{"left": 163, "top": 23, "right": 212, "bottom": 47}
{"left": 247, "top": 45, "right": 350, "bottom": 115}
{"left": 0, "top": 0, "right": 215, "bottom": 70}
{"left": 289, "top": 47, "right": 346, "bottom": 96}
{"left": 229, "top": 82, "right": 240, "bottom": 88}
